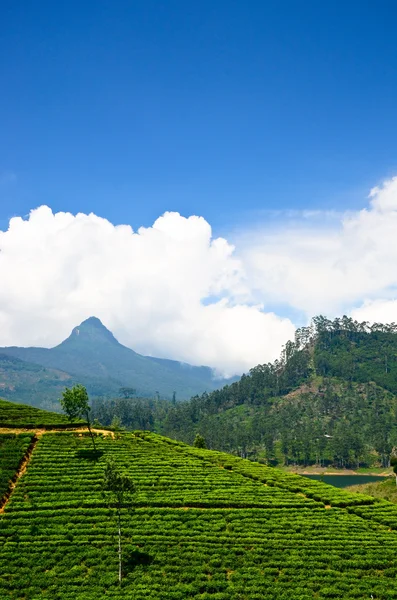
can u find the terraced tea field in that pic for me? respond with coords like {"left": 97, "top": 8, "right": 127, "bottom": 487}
{"left": 0, "top": 398, "right": 81, "bottom": 428}
{"left": 3, "top": 403, "right": 397, "bottom": 597}
{"left": 0, "top": 433, "right": 35, "bottom": 505}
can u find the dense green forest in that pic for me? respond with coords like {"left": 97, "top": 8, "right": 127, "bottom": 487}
{"left": 92, "top": 316, "right": 397, "bottom": 469}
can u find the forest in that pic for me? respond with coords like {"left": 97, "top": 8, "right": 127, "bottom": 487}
{"left": 92, "top": 315, "right": 397, "bottom": 469}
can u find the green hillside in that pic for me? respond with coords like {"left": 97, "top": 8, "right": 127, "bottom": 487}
{"left": 347, "top": 477, "right": 397, "bottom": 504}
{"left": 0, "top": 317, "right": 236, "bottom": 406}
{"left": 92, "top": 317, "right": 397, "bottom": 469}
{"left": 3, "top": 423, "right": 397, "bottom": 598}
{"left": 0, "top": 353, "right": 76, "bottom": 410}
{"left": 0, "top": 398, "right": 81, "bottom": 428}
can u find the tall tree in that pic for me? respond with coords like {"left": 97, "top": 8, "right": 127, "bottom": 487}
{"left": 193, "top": 433, "right": 206, "bottom": 448}
{"left": 102, "top": 458, "right": 135, "bottom": 584}
{"left": 60, "top": 384, "right": 97, "bottom": 452}
{"left": 391, "top": 454, "right": 397, "bottom": 487}
{"left": 119, "top": 387, "right": 136, "bottom": 399}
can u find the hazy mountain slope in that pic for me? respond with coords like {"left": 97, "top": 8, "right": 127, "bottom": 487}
{"left": 0, "top": 317, "right": 235, "bottom": 406}
{"left": 0, "top": 354, "right": 74, "bottom": 410}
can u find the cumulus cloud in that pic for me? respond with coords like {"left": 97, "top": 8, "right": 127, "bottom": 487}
{"left": 240, "top": 176, "right": 397, "bottom": 320}
{"left": 2, "top": 176, "right": 397, "bottom": 375}
{"left": 351, "top": 299, "right": 397, "bottom": 325}
{"left": 0, "top": 206, "right": 294, "bottom": 376}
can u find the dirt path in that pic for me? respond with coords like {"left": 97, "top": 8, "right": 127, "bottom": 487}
{"left": 0, "top": 427, "right": 114, "bottom": 437}
{"left": 282, "top": 467, "right": 392, "bottom": 476}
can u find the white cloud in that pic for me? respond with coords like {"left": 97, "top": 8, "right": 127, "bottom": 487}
{"left": 239, "top": 176, "right": 397, "bottom": 320}
{"left": 0, "top": 206, "right": 294, "bottom": 376}
{"left": 2, "top": 176, "right": 397, "bottom": 376}
{"left": 351, "top": 299, "right": 397, "bottom": 325}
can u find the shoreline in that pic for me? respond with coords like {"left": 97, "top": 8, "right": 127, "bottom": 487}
{"left": 280, "top": 468, "right": 393, "bottom": 476}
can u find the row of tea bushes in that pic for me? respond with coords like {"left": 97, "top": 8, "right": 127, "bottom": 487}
{"left": 3, "top": 430, "right": 397, "bottom": 597}
{"left": 140, "top": 433, "right": 377, "bottom": 508}
{"left": 8, "top": 433, "right": 322, "bottom": 512}
{"left": 0, "top": 434, "right": 34, "bottom": 503}
{"left": 0, "top": 398, "right": 80, "bottom": 428}
{"left": 2, "top": 505, "right": 397, "bottom": 598}
{"left": 348, "top": 500, "right": 397, "bottom": 529}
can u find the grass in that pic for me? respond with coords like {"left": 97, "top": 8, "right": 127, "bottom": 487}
{"left": 347, "top": 476, "right": 397, "bottom": 502}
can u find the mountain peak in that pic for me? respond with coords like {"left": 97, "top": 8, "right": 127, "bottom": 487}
{"left": 79, "top": 316, "right": 108, "bottom": 330}
{"left": 60, "top": 316, "right": 119, "bottom": 347}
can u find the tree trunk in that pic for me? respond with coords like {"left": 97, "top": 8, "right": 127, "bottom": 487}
{"left": 118, "top": 506, "right": 122, "bottom": 585}
{"left": 85, "top": 413, "right": 97, "bottom": 452}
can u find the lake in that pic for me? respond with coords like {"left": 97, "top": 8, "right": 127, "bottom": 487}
{"left": 303, "top": 474, "right": 392, "bottom": 488}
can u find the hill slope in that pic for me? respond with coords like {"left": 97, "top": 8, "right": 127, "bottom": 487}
{"left": 0, "top": 397, "right": 82, "bottom": 428}
{"left": 93, "top": 317, "right": 397, "bottom": 469}
{"left": 0, "top": 317, "right": 235, "bottom": 406}
{"left": 2, "top": 409, "right": 397, "bottom": 598}
{"left": 0, "top": 353, "right": 76, "bottom": 410}
{"left": 347, "top": 477, "right": 397, "bottom": 503}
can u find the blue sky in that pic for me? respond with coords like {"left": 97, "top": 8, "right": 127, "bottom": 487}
{"left": 2, "top": 1, "right": 397, "bottom": 371}
{"left": 1, "top": 0, "right": 397, "bottom": 234}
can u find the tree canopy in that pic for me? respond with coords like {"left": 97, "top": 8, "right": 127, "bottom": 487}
{"left": 92, "top": 316, "right": 397, "bottom": 469}
{"left": 60, "top": 384, "right": 97, "bottom": 451}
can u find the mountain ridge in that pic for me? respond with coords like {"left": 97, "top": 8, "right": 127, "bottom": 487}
{"left": 0, "top": 317, "right": 237, "bottom": 407}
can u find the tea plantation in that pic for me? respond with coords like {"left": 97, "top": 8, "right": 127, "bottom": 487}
{"left": 0, "top": 433, "right": 34, "bottom": 503}
{"left": 0, "top": 398, "right": 81, "bottom": 428}
{"left": 3, "top": 403, "right": 397, "bottom": 597}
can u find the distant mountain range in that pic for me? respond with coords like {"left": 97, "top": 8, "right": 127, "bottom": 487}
{"left": 0, "top": 317, "right": 237, "bottom": 409}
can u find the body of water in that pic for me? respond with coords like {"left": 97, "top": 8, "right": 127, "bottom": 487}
{"left": 303, "top": 474, "right": 391, "bottom": 488}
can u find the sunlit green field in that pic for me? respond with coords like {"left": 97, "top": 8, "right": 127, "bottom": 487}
{"left": 2, "top": 430, "right": 397, "bottom": 598}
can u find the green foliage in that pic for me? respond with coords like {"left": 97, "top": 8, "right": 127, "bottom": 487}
{"left": 313, "top": 318, "right": 397, "bottom": 393}
{"left": 3, "top": 431, "right": 397, "bottom": 597}
{"left": 102, "top": 457, "right": 135, "bottom": 505}
{"left": 60, "top": 384, "right": 91, "bottom": 422}
{"left": 193, "top": 433, "right": 206, "bottom": 448}
{"left": 0, "top": 398, "right": 77, "bottom": 428}
{"left": 347, "top": 476, "right": 397, "bottom": 503}
{"left": 111, "top": 415, "right": 123, "bottom": 430}
{"left": 93, "top": 397, "right": 156, "bottom": 430}
{"left": 91, "top": 316, "right": 397, "bottom": 470}
{"left": 391, "top": 456, "right": 397, "bottom": 475}
{"left": 102, "top": 457, "right": 135, "bottom": 584}
{"left": 0, "top": 434, "right": 34, "bottom": 502}
{"left": 119, "top": 387, "right": 136, "bottom": 399}
{"left": 0, "top": 353, "right": 76, "bottom": 410}
{"left": 60, "top": 385, "right": 97, "bottom": 451}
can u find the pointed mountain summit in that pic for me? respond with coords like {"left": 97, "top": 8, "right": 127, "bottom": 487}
{"left": 0, "top": 318, "right": 237, "bottom": 407}
{"left": 74, "top": 316, "right": 114, "bottom": 336}
{"left": 57, "top": 316, "right": 121, "bottom": 349}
